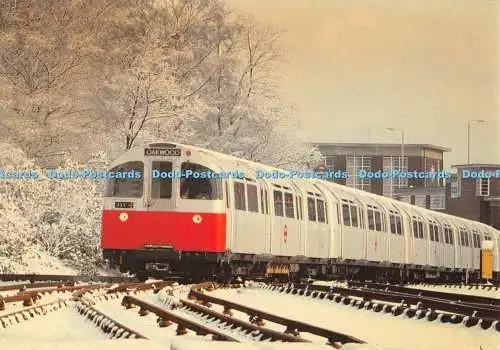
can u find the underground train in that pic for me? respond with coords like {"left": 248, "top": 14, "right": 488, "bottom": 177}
{"left": 101, "top": 142, "right": 500, "bottom": 282}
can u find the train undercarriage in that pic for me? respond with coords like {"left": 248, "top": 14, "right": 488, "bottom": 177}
{"left": 103, "top": 249, "right": 498, "bottom": 284}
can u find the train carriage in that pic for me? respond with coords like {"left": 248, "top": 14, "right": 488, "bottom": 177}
{"left": 101, "top": 142, "right": 500, "bottom": 282}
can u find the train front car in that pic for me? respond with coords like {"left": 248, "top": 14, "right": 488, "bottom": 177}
{"left": 101, "top": 143, "right": 227, "bottom": 280}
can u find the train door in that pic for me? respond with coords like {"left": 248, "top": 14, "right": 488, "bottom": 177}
{"left": 224, "top": 179, "right": 233, "bottom": 250}
{"left": 258, "top": 180, "right": 271, "bottom": 254}
{"left": 232, "top": 180, "right": 246, "bottom": 252}
{"left": 145, "top": 158, "right": 178, "bottom": 212}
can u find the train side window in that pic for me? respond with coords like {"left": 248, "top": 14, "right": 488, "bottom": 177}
{"left": 260, "top": 188, "right": 264, "bottom": 214}
{"left": 473, "top": 233, "right": 480, "bottom": 248}
{"left": 225, "top": 182, "right": 230, "bottom": 208}
{"left": 412, "top": 220, "right": 419, "bottom": 238}
{"left": 342, "top": 203, "right": 350, "bottom": 226}
{"left": 337, "top": 204, "right": 341, "bottom": 224}
{"left": 234, "top": 182, "right": 246, "bottom": 210}
{"left": 298, "top": 196, "right": 303, "bottom": 219}
{"left": 106, "top": 161, "right": 144, "bottom": 198}
{"left": 325, "top": 202, "right": 328, "bottom": 224}
{"left": 484, "top": 232, "right": 491, "bottom": 241}
{"left": 396, "top": 216, "right": 403, "bottom": 235}
{"left": 151, "top": 161, "right": 172, "bottom": 199}
{"left": 264, "top": 189, "right": 269, "bottom": 214}
{"left": 285, "top": 192, "right": 295, "bottom": 218}
{"left": 180, "top": 163, "right": 222, "bottom": 200}
{"left": 359, "top": 207, "right": 364, "bottom": 228}
{"left": 317, "top": 199, "right": 325, "bottom": 223}
{"left": 429, "top": 224, "right": 434, "bottom": 241}
{"left": 374, "top": 211, "right": 382, "bottom": 231}
{"left": 274, "top": 190, "right": 284, "bottom": 216}
{"left": 367, "top": 209, "right": 375, "bottom": 230}
{"left": 390, "top": 215, "right": 396, "bottom": 234}
{"left": 247, "top": 184, "right": 258, "bottom": 213}
{"left": 449, "top": 228, "right": 454, "bottom": 244}
{"left": 295, "top": 196, "right": 299, "bottom": 219}
{"left": 418, "top": 221, "right": 424, "bottom": 239}
{"left": 308, "top": 197, "right": 317, "bottom": 221}
{"left": 350, "top": 206, "right": 358, "bottom": 227}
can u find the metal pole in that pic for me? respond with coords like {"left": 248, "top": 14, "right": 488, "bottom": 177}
{"left": 467, "top": 121, "right": 470, "bottom": 164}
{"left": 401, "top": 131, "right": 405, "bottom": 170}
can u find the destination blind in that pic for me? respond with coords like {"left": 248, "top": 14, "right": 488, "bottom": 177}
{"left": 144, "top": 148, "right": 181, "bottom": 156}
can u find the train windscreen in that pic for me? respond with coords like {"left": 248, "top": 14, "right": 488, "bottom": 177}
{"left": 105, "top": 161, "right": 143, "bottom": 198}
{"left": 180, "top": 162, "right": 222, "bottom": 200}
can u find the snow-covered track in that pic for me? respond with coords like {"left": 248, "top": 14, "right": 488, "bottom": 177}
{"left": 413, "top": 282, "right": 500, "bottom": 289}
{"left": 0, "top": 300, "right": 69, "bottom": 329}
{"left": 0, "top": 281, "right": 76, "bottom": 292}
{"left": 347, "top": 281, "right": 499, "bottom": 306}
{"left": 188, "top": 288, "right": 365, "bottom": 348}
{"left": 106, "top": 281, "right": 176, "bottom": 294}
{"left": 76, "top": 300, "right": 148, "bottom": 339}
{"left": 0, "top": 273, "right": 136, "bottom": 283}
{"left": 264, "top": 284, "right": 500, "bottom": 331}
{"left": 0, "top": 293, "right": 42, "bottom": 311}
{"left": 120, "top": 295, "right": 242, "bottom": 341}
{"left": 177, "top": 299, "right": 313, "bottom": 344}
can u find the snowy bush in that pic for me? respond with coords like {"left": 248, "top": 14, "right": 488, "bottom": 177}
{"left": 0, "top": 143, "right": 105, "bottom": 274}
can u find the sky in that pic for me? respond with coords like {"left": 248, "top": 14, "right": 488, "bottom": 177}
{"left": 227, "top": 0, "right": 499, "bottom": 168}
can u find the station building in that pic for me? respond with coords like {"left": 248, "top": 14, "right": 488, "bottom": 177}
{"left": 445, "top": 164, "right": 500, "bottom": 230}
{"left": 313, "top": 143, "right": 449, "bottom": 210}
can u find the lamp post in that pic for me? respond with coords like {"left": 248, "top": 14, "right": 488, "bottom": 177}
{"left": 467, "top": 119, "right": 485, "bottom": 164}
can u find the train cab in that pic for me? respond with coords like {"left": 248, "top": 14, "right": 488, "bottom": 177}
{"left": 101, "top": 143, "right": 229, "bottom": 277}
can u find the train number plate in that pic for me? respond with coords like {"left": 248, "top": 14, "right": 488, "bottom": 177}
{"left": 144, "top": 148, "right": 181, "bottom": 156}
{"left": 114, "top": 201, "right": 134, "bottom": 209}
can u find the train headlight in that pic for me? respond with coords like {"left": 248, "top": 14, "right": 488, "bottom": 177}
{"left": 119, "top": 212, "right": 129, "bottom": 222}
{"left": 193, "top": 214, "right": 202, "bottom": 224}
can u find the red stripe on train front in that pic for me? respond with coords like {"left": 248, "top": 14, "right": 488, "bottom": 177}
{"left": 101, "top": 210, "right": 226, "bottom": 252}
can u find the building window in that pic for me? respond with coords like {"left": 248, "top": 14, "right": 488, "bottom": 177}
{"left": 424, "top": 158, "right": 442, "bottom": 186}
{"left": 414, "top": 195, "right": 426, "bottom": 208}
{"left": 476, "top": 178, "right": 490, "bottom": 197}
{"left": 430, "top": 195, "right": 445, "bottom": 210}
{"left": 346, "top": 155, "right": 371, "bottom": 191}
{"left": 324, "top": 155, "right": 335, "bottom": 170}
{"left": 383, "top": 156, "right": 408, "bottom": 197}
{"left": 450, "top": 173, "right": 461, "bottom": 198}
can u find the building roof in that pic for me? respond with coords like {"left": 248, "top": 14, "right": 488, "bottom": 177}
{"left": 312, "top": 143, "right": 451, "bottom": 152}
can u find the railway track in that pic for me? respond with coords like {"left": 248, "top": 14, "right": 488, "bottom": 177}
{"left": 262, "top": 283, "right": 500, "bottom": 331}
{"left": 346, "top": 281, "right": 499, "bottom": 306}
{"left": 0, "top": 277, "right": 367, "bottom": 348}
{"left": 0, "top": 273, "right": 137, "bottom": 283}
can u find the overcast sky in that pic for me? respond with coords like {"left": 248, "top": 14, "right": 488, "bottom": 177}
{"left": 228, "top": 0, "right": 499, "bottom": 168}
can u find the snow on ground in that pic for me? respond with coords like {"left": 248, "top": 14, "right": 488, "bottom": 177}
{"left": 0, "top": 303, "right": 108, "bottom": 341}
{"left": 311, "top": 280, "right": 348, "bottom": 287}
{"left": 406, "top": 284, "right": 500, "bottom": 299}
{"left": 0, "top": 293, "right": 73, "bottom": 317}
{"left": 0, "top": 251, "right": 78, "bottom": 275}
{"left": 209, "top": 286, "right": 499, "bottom": 350}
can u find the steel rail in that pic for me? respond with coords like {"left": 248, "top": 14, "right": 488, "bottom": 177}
{"left": 188, "top": 289, "right": 365, "bottom": 347}
{"left": 121, "top": 295, "right": 239, "bottom": 341}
